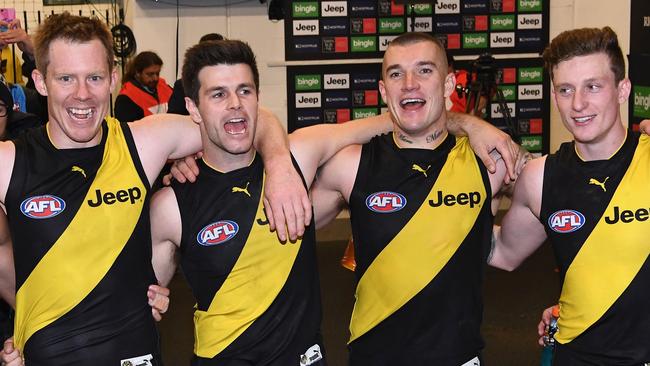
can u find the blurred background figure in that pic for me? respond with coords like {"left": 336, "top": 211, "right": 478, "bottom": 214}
{"left": 115, "top": 50, "right": 172, "bottom": 122}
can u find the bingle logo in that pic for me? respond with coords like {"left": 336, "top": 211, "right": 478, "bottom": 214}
{"left": 634, "top": 92, "right": 650, "bottom": 111}
{"left": 321, "top": 1, "right": 348, "bottom": 17}
{"left": 436, "top": 0, "right": 460, "bottom": 14}
{"left": 519, "top": 68, "right": 542, "bottom": 82}
{"left": 519, "top": 0, "right": 542, "bottom": 12}
{"left": 548, "top": 210, "right": 585, "bottom": 233}
{"left": 295, "top": 75, "right": 320, "bottom": 91}
{"left": 324, "top": 74, "right": 349, "bottom": 90}
{"left": 296, "top": 93, "right": 321, "bottom": 108}
{"left": 518, "top": 85, "right": 543, "bottom": 100}
{"left": 491, "top": 102, "right": 516, "bottom": 118}
{"left": 21, "top": 195, "right": 66, "bottom": 219}
{"left": 491, "top": 32, "right": 515, "bottom": 47}
{"left": 293, "top": 20, "right": 319, "bottom": 36}
{"left": 293, "top": 2, "right": 318, "bottom": 17}
{"left": 366, "top": 191, "right": 407, "bottom": 213}
{"left": 518, "top": 14, "right": 542, "bottom": 29}
{"left": 197, "top": 220, "right": 239, "bottom": 246}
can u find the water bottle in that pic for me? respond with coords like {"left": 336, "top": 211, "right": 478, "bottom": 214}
{"left": 540, "top": 305, "right": 560, "bottom": 366}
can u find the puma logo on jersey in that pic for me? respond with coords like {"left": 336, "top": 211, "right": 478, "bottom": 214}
{"left": 412, "top": 164, "right": 431, "bottom": 177}
{"left": 71, "top": 165, "right": 86, "bottom": 178}
{"left": 232, "top": 182, "right": 251, "bottom": 197}
{"left": 588, "top": 177, "right": 608, "bottom": 192}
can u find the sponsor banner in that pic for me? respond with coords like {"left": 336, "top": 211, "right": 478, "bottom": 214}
{"left": 321, "top": 18, "right": 348, "bottom": 35}
{"left": 463, "top": 15, "right": 488, "bottom": 31}
{"left": 295, "top": 74, "right": 321, "bottom": 91}
{"left": 337, "top": 108, "right": 351, "bottom": 123}
{"left": 490, "top": 0, "right": 516, "bottom": 12}
{"left": 407, "top": 17, "right": 433, "bottom": 33}
{"left": 518, "top": 13, "right": 542, "bottom": 29}
{"left": 491, "top": 14, "right": 515, "bottom": 30}
{"left": 293, "top": 37, "right": 320, "bottom": 54}
{"left": 435, "top": 15, "right": 462, "bottom": 33}
{"left": 490, "top": 102, "right": 516, "bottom": 118}
{"left": 351, "top": 36, "right": 377, "bottom": 52}
{"left": 379, "top": 35, "right": 397, "bottom": 51}
{"left": 391, "top": 1, "right": 405, "bottom": 15}
{"left": 630, "top": 0, "right": 650, "bottom": 54}
{"left": 323, "top": 90, "right": 351, "bottom": 108}
{"left": 353, "top": 107, "right": 379, "bottom": 119}
{"left": 491, "top": 32, "right": 515, "bottom": 47}
{"left": 463, "top": 33, "right": 488, "bottom": 48}
{"left": 293, "top": 2, "right": 319, "bottom": 17}
{"left": 321, "top": 1, "right": 348, "bottom": 17}
{"left": 436, "top": 0, "right": 461, "bottom": 14}
{"left": 322, "top": 37, "right": 349, "bottom": 53}
{"left": 520, "top": 118, "right": 543, "bottom": 134}
{"left": 463, "top": 0, "right": 489, "bottom": 14}
{"left": 445, "top": 33, "right": 462, "bottom": 49}
{"left": 518, "top": 67, "right": 543, "bottom": 83}
{"left": 517, "top": 30, "right": 543, "bottom": 49}
{"left": 518, "top": 0, "right": 542, "bottom": 12}
{"left": 324, "top": 73, "right": 350, "bottom": 89}
{"left": 501, "top": 67, "right": 517, "bottom": 83}
{"left": 407, "top": 3, "right": 433, "bottom": 15}
{"left": 351, "top": 18, "right": 376, "bottom": 34}
{"left": 293, "top": 20, "right": 319, "bottom": 36}
{"left": 353, "top": 90, "right": 365, "bottom": 106}
{"left": 521, "top": 135, "right": 543, "bottom": 152}
{"left": 633, "top": 86, "right": 650, "bottom": 118}
{"left": 323, "top": 109, "right": 338, "bottom": 123}
{"left": 496, "top": 85, "right": 516, "bottom": 101}
{"left": 518, "top": 84, "right": 543, "bottom": 100}
{"left": 378, "top": 0, "right": 392, "bottom": 16}
{"left": 517, "top": 100, "right": 543, "bottom": 117}
{"left": 379, "top": 17, "right": 405, "bottom": 34}
{"left": 296, "top": 92, "right": 322, "bottom": 108}
{"left": 349, "top": 0, "right": 376, "bottom": 17}
{"left": 365, "top": 90, "right": 379, "bottom": 106}
{"left": 295, "top": 108, "right": 322, "bottom": 126}
{"left": 352, "top": 73, "right": 379, "bottom": 89}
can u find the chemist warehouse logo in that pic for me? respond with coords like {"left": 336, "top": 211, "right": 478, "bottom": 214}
{"left": 366, "top": 191, "right": 407, "bottom": 213}
{"left": 21, "top": 195, "right": 66, "bottom": 219}
{"left": 197, "top": 220, "right": 239, "bottom": 246}
{"left": 548, "top": 210, "right": 585, "bottom": 233}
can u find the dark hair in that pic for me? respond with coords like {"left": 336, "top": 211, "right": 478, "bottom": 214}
{"left": 542, "top": 26, "right": 625, "bottom": 83}
{"left": 182, "top": 40, "right": 259, "bottom": 104}
{"left": 33, "top": 12, "right": 114, "bottom": 75}
{"left": 123, "top": 51, "right": 163, "bottom": 84}
{"left": 383, "top": 32, "right": 448, "bottom": 74}
{"left": 199, "top": 33, "right": 224, "bottom": 43}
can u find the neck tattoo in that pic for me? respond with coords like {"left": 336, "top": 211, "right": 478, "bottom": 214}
{"left": 426, "top": 130, "right": 442, "bottom": 144}
{"left": 397, "top": 132, "right": 413, "bottom": 144}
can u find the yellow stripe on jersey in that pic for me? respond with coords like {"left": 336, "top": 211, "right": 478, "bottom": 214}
{"left": 557, "top": 135, "right": 650, "bottom": 343}
{"left": 193, "top": 176, "right": 302, "bottom": 358}
{"left": 349, "top": 137, "right": 486, "bottom": 342}
{"left": 14, "top": 117, "right": 146, "bottom": 350}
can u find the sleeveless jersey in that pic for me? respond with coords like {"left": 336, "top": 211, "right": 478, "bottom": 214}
{"left": 5, "top": 118, "right": 161, "bottom": 365}
{"left": 171, "top": 155, "right": 324, "bottom": 366}
{"left": 541, "top": 130, "right": 650, "bottom": 365}
{"left": 348, "top": 133, "right": 492, "bottom": 366}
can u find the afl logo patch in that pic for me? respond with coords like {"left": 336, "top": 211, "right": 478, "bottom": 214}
{"left": 20, "top": 195, "right": 66, "bottom": 219}
{"left": 365, "top": 191, "right": 407, "bottom": 213}
{"left": 197, "top": 220, "right": 239, "bottom": 246}
{"left": 548, "top": 210, "right": 585, "bottom": 233}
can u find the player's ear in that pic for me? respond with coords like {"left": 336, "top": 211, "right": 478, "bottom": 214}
{"left": 185, "top": 97, "right": 202, "bottom": 124}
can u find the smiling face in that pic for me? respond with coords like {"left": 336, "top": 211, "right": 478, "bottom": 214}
{"left": 34, "top": 38, "right": 117, "bottom": 148}
{"left": 379, "top": 40, "right": 455, "bottom": 140}
{"left": 186, "top": 63, "right": 258, "bottom": 157}
{"left": 551, "top": 52, "right": 629, "bottom": 147}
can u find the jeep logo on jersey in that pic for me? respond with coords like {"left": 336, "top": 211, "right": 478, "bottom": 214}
{"left": 293, "top": 20, "right": 319, "bottom": 36}
{"left": 293, "top": 2, "right": 318, "bottom": 17}
{"left": 548, "top": 210, "right": 585, "bottom": 233}
{"left": 518, "top": 0, "right": 542, "bottom": 12}
{"left": 87, "top": 187, "right": 142, "bottom": 207}
{"left": 435, "top": 0, "right": 460, "bottom": 14}
{"left": 21, "top": 195, "right": 66, "bottom": 219}
{"left": 604, "top": 206, "right": 650, "bottom": 224}
{"left": 321, "top": 1, "right": 347, "bottom": 17}
{"left": 429, "top": 191, "right": 481, "bottom": 208}
{"left": 197, "top": 220, "right": 239, "bottom": 246}
{"left": 490, "top": 32, "right": 515, "bottom": 47}
{"left": 366, "top": 191, "right": 407, "bottom": 213}
{"left": 518, "top": 14, "right": 542, "bottom": 29}
{"left": 324, "top": 74, "right": 349, "bottom": 89}
{"left": 518, "top": 85, "right": 543, "bottom": 100}
{"left": 296, "top": 92, "right": 321, "bottom": 108}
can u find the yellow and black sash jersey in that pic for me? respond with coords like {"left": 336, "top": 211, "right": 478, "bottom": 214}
{"left": 347, "top": 133, "right": 492, "bottom": 366}
{"left": 5, "top": 118, "right": 161, "bottom": 366}
{"left": 171, "top": 155, "right": 324, "bottom": 365}
{"left": 541, "top": 130, "right": 650, "bottom": 365}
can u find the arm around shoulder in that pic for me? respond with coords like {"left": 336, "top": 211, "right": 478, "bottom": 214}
{"left": 150, "top": 187, "right": 182, "bottom": 287}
